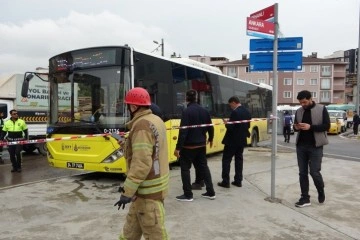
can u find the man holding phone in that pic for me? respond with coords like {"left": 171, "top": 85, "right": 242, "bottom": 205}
{"left": 293, "top": 90, "right": 330, "bottom": 208}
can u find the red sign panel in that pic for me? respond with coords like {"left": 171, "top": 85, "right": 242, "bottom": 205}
{"left": 246, "top": 17, "right": 274, "bottom": 35}
{"left": 250, "top": 4, "right": 275, "bottom": 21}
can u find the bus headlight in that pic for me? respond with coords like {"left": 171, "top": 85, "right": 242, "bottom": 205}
{"left": 102, "top": 149, "right": 124, "bottom": 163}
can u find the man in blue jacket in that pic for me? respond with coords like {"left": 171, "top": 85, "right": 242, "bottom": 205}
{"left": 174, "top": 89, "right": 215, "bottom": 201}
{"left": 283, "top": 110, "right": 293, "bottom": 143}
{"left": 218, "top": 96, "right": 251, "bottom": 188}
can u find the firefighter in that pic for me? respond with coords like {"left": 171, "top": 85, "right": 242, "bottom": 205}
{"left": 0, "top": 109, "right": 28, "bottom": 172}
{"left": 114, "top": 87, "right": 169, "bottom": 240}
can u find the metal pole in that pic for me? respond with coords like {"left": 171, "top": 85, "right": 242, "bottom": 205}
{"left": 270, "top": 3, "right": 279, "bottom": 201}
{"left": 356, "top": 4, "right": 360, "bottom": 113}
{"left": 161, "top": 38, "right": 164, "bottom": 57}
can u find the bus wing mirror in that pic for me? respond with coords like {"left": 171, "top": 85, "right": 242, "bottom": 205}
{"left": 21, "top": 73, "right": 34, "bottom": 97}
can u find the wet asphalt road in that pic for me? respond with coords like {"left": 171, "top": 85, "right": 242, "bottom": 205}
{"left": 0, "top": 149, "right": 87, "bottom": 188}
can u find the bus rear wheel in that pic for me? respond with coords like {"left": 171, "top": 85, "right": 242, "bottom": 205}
{"left": 250, "top": 130, "right": 258, "bottom": 147}
{"left": 37, "top": 143, "right": 47, "bottom": 156}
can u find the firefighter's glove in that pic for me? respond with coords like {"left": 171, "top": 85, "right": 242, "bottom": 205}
{"left": 114, "top": 195, "right": 132, "bottom": 210}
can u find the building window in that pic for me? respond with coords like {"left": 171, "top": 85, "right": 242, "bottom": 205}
{"left": 320, "top": 78, "right": 331, "bottom": 89}
{"left": 200, "top": 58, "right": 206, "bottom": 63}
{"left": 227, "top": 66, "right": 237, "bottom": 78}
{"left": 311, "top": 91, "right": 317, "bottom": 98}
{"left": 284, "top": 78, "right": 292, "bottom": 85}
{"left": 269, "top": 78, "right": 273, "bottom": 86}
{"left": 310, "top": 78, "right": 318, "bottom": 85}
{"left": 258, "top": 78, "right": 265, "bottom": 84}
{"left": 310, "top": 65, "right": 318, "bottom": 72}
{"left": 297, "top": 66, "right": 305, "bottom": 72}
{"left": 320, "top": 91, "right": 331, "bottom": 102}
{"left": 283, "top": 91, "right": 292, "bottom": 98}
{"left": 245, "top": 66, "right": 250, "bottom": 73}
{"left": 297, "top": 78, "right": 305, "bottom": 85}
{"left": 321, "top": 66, "right": 332, "bottom": 77}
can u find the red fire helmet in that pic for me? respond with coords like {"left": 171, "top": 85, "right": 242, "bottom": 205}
{"left": 124, "top": 87, "right": 151, "bottom": 106}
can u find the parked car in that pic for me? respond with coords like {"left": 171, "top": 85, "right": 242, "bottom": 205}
{"left": 328, "top": 117, "right": 341, "bottom": 135}
{"left": 327, "top": 110, "right": 347, "bottom": 133}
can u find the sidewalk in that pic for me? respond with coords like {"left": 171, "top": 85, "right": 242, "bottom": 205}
{"left": 0, "top": 147, "right": 359, "bottom": 239}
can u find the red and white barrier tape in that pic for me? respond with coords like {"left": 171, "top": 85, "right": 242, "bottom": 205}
{"left": 0, "top": 117, "right": 273, "bottom": 146}
{"left": 0, "top": 133, "right": 114, "bottom": 147}
{"left": 168, "top": 118, "right": 268, "bottom": 130}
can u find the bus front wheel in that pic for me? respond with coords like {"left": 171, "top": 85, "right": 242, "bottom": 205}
{"left": 250, "top": 130, "right": 258, "bottom": 147}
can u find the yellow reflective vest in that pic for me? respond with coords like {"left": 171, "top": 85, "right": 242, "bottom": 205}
{"left": 2, "top": 118, "right": 28, "bottom": 140}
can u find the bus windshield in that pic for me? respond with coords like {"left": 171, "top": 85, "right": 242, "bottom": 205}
{"left": 48, "top": 47, "right": 131, "bottom": 134}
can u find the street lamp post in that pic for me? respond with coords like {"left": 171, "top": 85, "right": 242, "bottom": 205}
{"left": 153, "top": 38, "right": 164, "bottom": 56}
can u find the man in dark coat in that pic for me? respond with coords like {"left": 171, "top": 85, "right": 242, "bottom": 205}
{"left": 218, "top": 96, "right": 251, "bottom": 188}
{"left": 174, "top": 89, "right": 215, "bottom": 201}
{"left": 353, "top": 110, "right": 359, "bottom": 135}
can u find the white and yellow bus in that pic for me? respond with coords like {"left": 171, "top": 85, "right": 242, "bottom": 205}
{"left": 23, "top": 46, "right": 272, "bottom": 173}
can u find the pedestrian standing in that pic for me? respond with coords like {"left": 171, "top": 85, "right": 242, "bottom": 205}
{"left": 293, "top": 90, "right": 330, "bottom": 208}
{"left": 150, "top": 102, "right": 163, "bottom": 120}
{"left": 353, "top": 111, "right": 359, "bottom": 135}
{"left": 114, "top": 87, "right": 169, "bottom": 239}
{"left": 174, "top": 89, "right": 215, "bottom": 201}
{"left": 0, "top": 111, "right": 5, "bottom": 164}
{"left": 218, "top": 96, "right": 251, "bottom": 188}
{"left": 283, "top": 110, "right": 293, "bottom": 143}
{"left": 0, "top": 110, "right": 28, "bottom": 172}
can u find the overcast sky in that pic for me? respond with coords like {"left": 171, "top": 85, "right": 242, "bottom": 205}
{"left": 0, "top": 0, "right": 359, "bottom": 79}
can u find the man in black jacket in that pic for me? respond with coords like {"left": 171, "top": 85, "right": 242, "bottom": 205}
{"left": 353, "top": 111, "right": 359, "bottom": 135}
{"left": 293, "top": 90, "right": 330, "bottom": 207}
{"left": 218, "top": 96, "right": 251, "bottom": 188}
{"left": 174, "top": 89, "right": 215, "bottom": 201}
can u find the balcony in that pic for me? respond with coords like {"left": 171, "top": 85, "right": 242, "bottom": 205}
{"left": 333, "top": 83, "right": 345, "bottom": 91}
{"left": 321, "top": 71, "right": 332, "bottom": 77}
{"left": 333, "top": 71, "right": 346, "bottom": 78}
{"left": 320, "top": 98, "right": 331, "bottom": 103}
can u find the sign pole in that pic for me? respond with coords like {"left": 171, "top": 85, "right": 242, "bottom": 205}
{"left": 356, "top": 3, "right": 360, "bottom": 113}
{"left": 269, "top": 3, "right": 280, "bottom": 202}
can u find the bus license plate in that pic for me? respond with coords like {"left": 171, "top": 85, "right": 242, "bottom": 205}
{"left": 67, "top": 162, "right": 84, "bottom": 169}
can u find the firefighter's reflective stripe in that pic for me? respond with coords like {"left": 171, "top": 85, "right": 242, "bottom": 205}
{"left": 157, "top": 200, "right": 168, "bottom": 240}
{"left": 123, "top": 179, "right": 140, "bottom": 191}
{"left": 132, "top": 142, "right": 153, "bottom": 151}
{"left": 140, "top": 173, "right": 169, "bottom": 187}
{"left": 124, "top": 173, "right": 169, "bottom": 195}
{"left": 137, "top": 173, "right": 169, "bottom": 195}
{"left": 138, "top": 181, "right": 169, "bottom": 195}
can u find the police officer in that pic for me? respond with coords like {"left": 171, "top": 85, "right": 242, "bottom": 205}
{"left": 0, "top": 111, "right": 5, "bottom": 164}
{"left": 114, "top": 87, "right": 169, "bottom": 239}
{"left": 0, "top": 109, "right": 28, "bottom": 172}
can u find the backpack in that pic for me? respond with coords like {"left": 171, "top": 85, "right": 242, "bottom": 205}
{"left": 284, "top": 115, "right": 292, "bottom": 126}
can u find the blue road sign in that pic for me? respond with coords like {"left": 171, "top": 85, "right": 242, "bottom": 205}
{"left": 249, "top": 51, "right": 303, "bottom": 71}
{"left": 250, "top": 37, "right": 303, "bottom": 51}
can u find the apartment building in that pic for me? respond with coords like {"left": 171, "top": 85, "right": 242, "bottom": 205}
{"left": 216, "top": 54, "right": 348, "bottom": 105}
{"left": 189, "top": 55, "right": 229, "bottom": 66}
